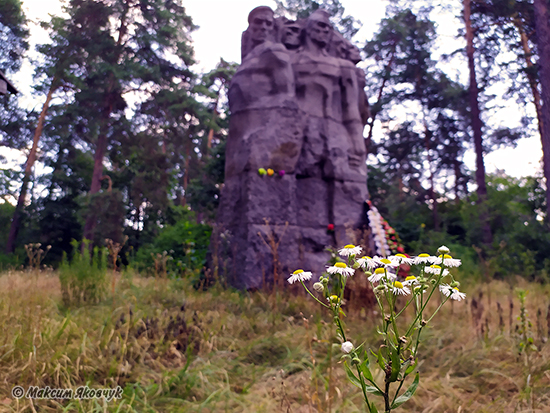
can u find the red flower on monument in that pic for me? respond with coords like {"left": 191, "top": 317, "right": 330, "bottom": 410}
{"left": 327, "top": 224, "right": 335, "bottom": 231}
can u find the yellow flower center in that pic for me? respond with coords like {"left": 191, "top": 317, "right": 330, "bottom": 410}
{"left": 344, "top": 244, "right": 356, "bottom": 249}
{"left": 418, "top": 253, "right": 430, "bottom": 258}
{"left": 380, "top": 258, "right": 392, "bottom": 264}
{"left": 335, "top": 262, "right": 347, "bottom": 268}
{"left": 405, "top": 276, "right": 416, "bottom": 281}
{"left": 453, "top": 287, "right": 460, "bottom": 291}
{"left": 430, "top": 265, "right": 441, "bottom": 269}
{"left": 330, "top": 295, "right": 339, "bottom": 302}
{"left": 394, "top": 281, "right": 404, "bottom": 289}
{"left": 374, "top": 268, "right": 385, "bottom": 274}
{"left": 395, "top": 253, "right": 407, "bottom": 258}
{"left": 439, "top": 254, "right": 453, "bottom": 259}
{"left": 293, "top": 269, "right": 304, "bottom": 274}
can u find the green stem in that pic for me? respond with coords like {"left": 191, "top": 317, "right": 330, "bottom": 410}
{"left": 300, "top": 280, "right": 330, "bottom": 309}
{"left": 356, "top": 364, "right": 372, "bottom": 412}
{"left": 391, "top": 378, "right": 406, "bottom": 407}
{"left": 404, "top": 268, "right": 446, "bottom": 338}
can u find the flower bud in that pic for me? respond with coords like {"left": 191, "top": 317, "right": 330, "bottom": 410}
{"left": 421, "top": 319, "right": 427, "bottom": 326}
{"left": 451, "top": 280, "right": 460, "bottom": 288}
{"left": 313, "top": 282, "right": 324, "bottom": 292}
{"left": 341, "top": 341, "right": 353, "bottom": 354}
{"left": 365, "top": 271, "right": 372, "bottom": 277}
{"left": 352, "top": 357, "right": 361, "bottom": 365}
{"left": 321, "top": 277, "right": 329, "bottom": 285}
{"left": 437, "top": 245, "right": 450, "bottom": 255}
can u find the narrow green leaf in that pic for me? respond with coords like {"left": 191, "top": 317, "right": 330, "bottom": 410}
{"left": 376, "top": 347, "right": 386, "bottom": 370}
{"left": 343, "top": 361, "right": 362, "bottom": 388}
{"left": 389, "top": 344, "right": 400, "bottom": 382}
{"left": 370, "top": 402, "right": 379, "bottom": 413}
{"left": 360, "top": 360, "right": 375, "bottom": 383}
{"left": 405, "top": 358, "right": 417, "bottom": 375}
{"left": 391, "top": 372, "right": 419, "bottom": 409}
{"left": 365, "top": 385, "right": 383, "bottom": 396}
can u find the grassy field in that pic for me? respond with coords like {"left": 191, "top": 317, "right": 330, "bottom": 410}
{"left": 0, "top": 269, "right": 549, "bottom": 412}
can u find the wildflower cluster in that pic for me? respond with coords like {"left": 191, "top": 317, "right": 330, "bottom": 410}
{"left": 288, "top": 244, "right": 466, "bottom": 412}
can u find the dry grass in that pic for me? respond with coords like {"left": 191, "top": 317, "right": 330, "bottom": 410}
{"left": 0, "top": 269, "right": 549, "bottom": 412}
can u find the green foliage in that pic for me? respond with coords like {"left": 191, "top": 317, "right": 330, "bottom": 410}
{"left": 274, "top": 0, "right": 361, "bottom": 39}
{"left": 58, "top": 240, "right": 107, "bottom": 307}
{"left": 133, "top": 207, "right": 212, "bottom": 278}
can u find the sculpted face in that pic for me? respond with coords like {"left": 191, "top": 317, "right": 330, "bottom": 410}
{"left": 282, "top": 23, "right": 301, "bottom": 49}
{"left": 332, "top": 38, "right": 348, "bottom": 59}
{"left": 347, "top": 43, "right": 362, "bottom": 64}
{"left": 249, "top": 10, "right": 274, "bottom": 44}
{"left": 307, "top": 17, "right": 332, "bottom": 48}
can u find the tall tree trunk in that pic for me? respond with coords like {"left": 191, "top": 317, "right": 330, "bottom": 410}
{"left": 514, "top": 17, "right": 544, "bottom": 138}
{"left": 6, "top": 79, "right": 58, "bottom": 253}
{"left": 365, "top": 46, "right": 396, "bottom": 153}
{"left": 533, "top": 0, "right": 550, "bottom": 222}
{"left": 82, "top": 7, "right": 129, "bottom": 244}
{"left": 464, "top": 0, "right": 493, "bottom": 245}
{"left": 82, "top": 113, "right": 110, "bottom": 243}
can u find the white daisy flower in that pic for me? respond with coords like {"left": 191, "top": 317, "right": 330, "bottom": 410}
{"left": 392, "top": 281, "right": 410, "bottom": 296}
{"left": 377, "top": 258, "right": 399, "bottom": 268}
{"left": 368, "top": 267, "right": 396, "bottom": 283}
{"left": 390, "top": 253, "right": 415, "bottom": 265}
{"left": 402, "top": 275, "right": 419, "bottom": 286}
{"left": 414, "top": 253, "right": 437, "bottom": 265}
{"left": 327, "top": 262, "right": 355, "bottom": 277}
{"left": 338, "top": 244, "right": 362, "bottom": 257}
{"left": 287, "top": 269, "right": 312, "bottom": 284}
{"left": 439, "top": 284, "right": 466, "bottom": 301}
{"left": 424, "top": 265, "right": 449, "bottom": 276}
{"left": 341, "top": 341, "right": 354, "bottom": 353}
{"left": 356, "top": 256, "right": 378, "bottom": 271}
{"left": 434, "top": 254, "right": 462, "bottom": 268}
{"left": 368, "top": 268, "right": 386, "bottom": 283}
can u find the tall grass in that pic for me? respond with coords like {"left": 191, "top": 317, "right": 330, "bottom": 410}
{"left": 0, "top": 269, "right": 549, "bottom": 412}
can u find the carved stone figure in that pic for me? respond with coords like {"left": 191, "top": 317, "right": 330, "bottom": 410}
{"left": 213, "top": 6, "right": 371, "bottom": 289}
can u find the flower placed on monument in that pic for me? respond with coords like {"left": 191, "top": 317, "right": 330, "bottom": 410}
{"left": 267, "top": 168, "right": 274, "bottom": 176}
{"left": 278, "top": 169, "right": 285, "bottom": 176}
{"left": 288, "top": 269, "right": 312, "bottom": 284}
{"left": 327, "top": 223, "right": 335, "bottom": 231}
{"left": 327, "top": 262, "right": 354, "bottom": 277}
{"left": 338, "top": 244, "right": 362, "bottom": 257}
{"left": 258, "top": 168, "right": 267, "bottom": 176}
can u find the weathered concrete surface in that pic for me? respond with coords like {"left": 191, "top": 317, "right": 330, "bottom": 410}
{"left": 212, "top": 7, "right": 371, "bottom": 289}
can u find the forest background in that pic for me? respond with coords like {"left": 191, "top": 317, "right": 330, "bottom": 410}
{"left": 1, "top": 0, "right": 550, "bottom": 282}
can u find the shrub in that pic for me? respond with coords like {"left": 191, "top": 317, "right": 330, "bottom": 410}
{"left": 59, "top": 239, "right": 107, "bottom": 306}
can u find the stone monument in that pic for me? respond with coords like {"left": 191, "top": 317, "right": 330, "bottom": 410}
{"left": 213, "top": 6, "right": 371, "bottom": 289}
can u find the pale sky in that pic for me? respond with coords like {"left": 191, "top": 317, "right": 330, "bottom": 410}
{"left": 11, "top": 0, "right": 545, "bottom": 181}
